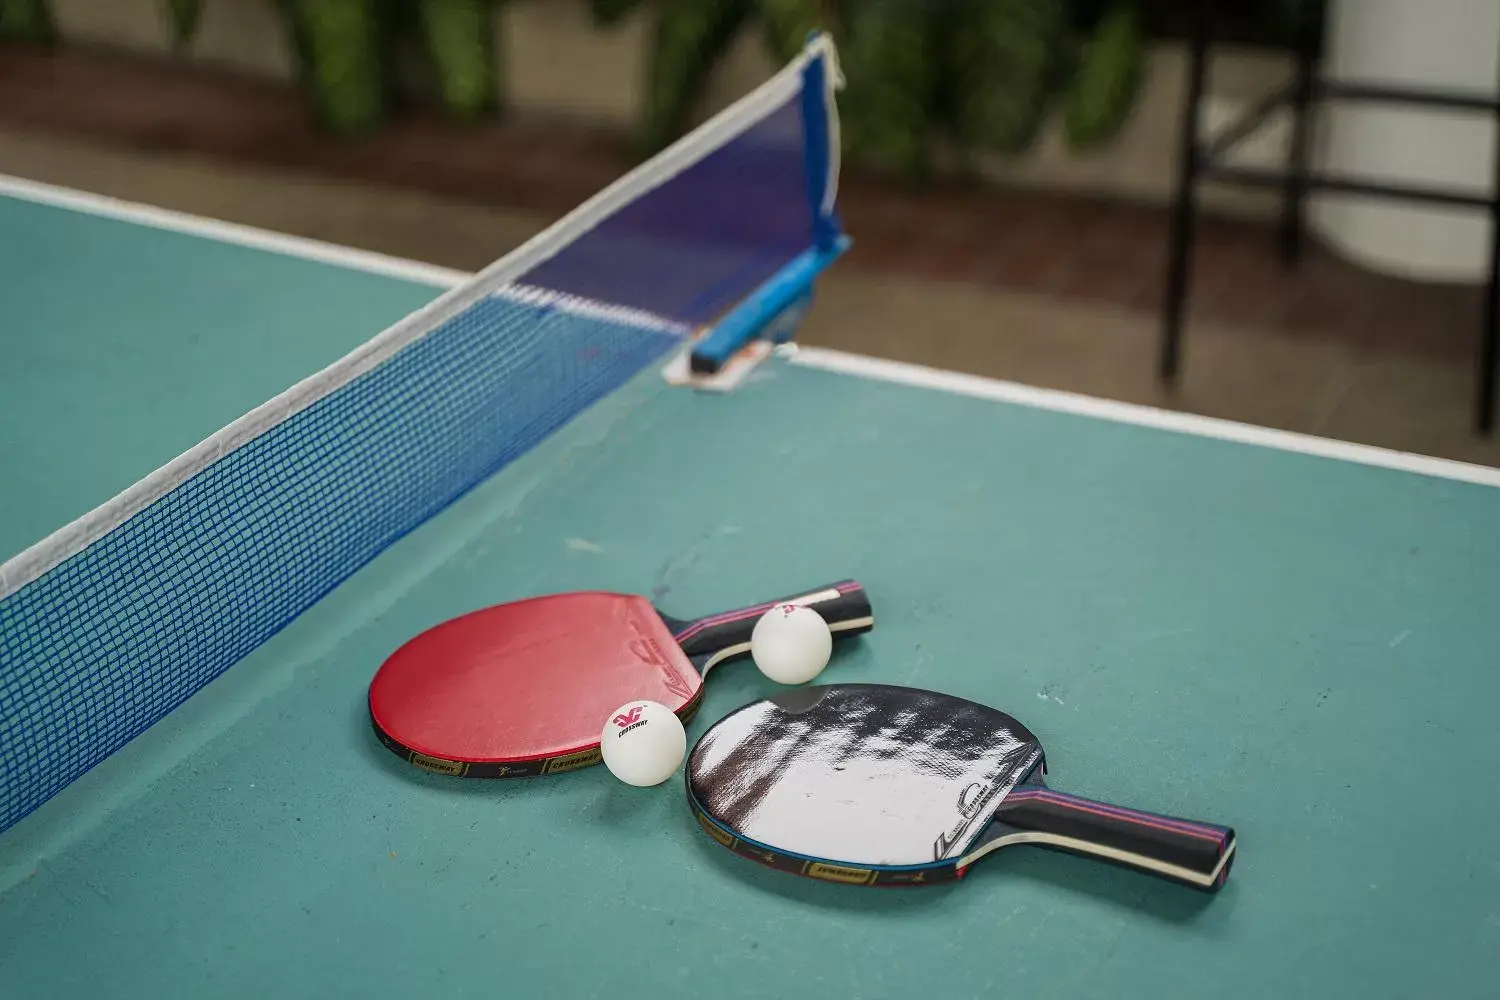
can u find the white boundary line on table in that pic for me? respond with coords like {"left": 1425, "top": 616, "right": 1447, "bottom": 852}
{"left": 789, "top": 347, "right": 1500, "bottom": 489}
{"left": 5, "top": 171, "right": 1499, "bottom": 494}
{"left": 0, "top": 172, "right": 471, "bottom": 288}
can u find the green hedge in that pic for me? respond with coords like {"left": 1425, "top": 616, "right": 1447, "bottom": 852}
{"left": 0, "top": 0, "right": 1317, "bottom": 183}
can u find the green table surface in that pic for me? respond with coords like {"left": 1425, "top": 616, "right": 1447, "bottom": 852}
{"left": 4, "top": 180, "right": 1500, "bottom": 1000}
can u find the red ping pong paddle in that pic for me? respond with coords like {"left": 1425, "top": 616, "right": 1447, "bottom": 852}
{"left": 368, "top": 580, "right": 872, "bottom": 777}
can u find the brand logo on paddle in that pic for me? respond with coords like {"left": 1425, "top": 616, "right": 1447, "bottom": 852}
{"left": 626, "top": 621, "right": 694, "bottom": 700}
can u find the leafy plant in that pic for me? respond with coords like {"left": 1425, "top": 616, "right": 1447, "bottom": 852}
{"left": 163, "top": 0, "right": 203, "bottom": 52}
{"left": 758, "top": 0, "right": 832, "bottom": 66}
{"left": 413, "top": 0, "right": 501, "bottom": 121}
{"left": 587, "top": 0, "right": 840, "bottom": 157}
{"left": 838, "top": 0, "right": 941, "bottom": 182}
{"left": 18, "top": 0, "right": 1309, "bottom": 165}
{"left": 587, "top": 0, "right": 1154, "bottom": 183}
{"left": 640, "top": 0, "right": 758, "bottom": 156}
{"left": 1063, "top": 1, "right": 1147, "bottom": 151}
{"left": 865, "top": 0, "right": 1150, "bottom": 176}
{"left": 586, "top": 0, "right": 649, "bottom": 28}
{"left": 941, "top": 0, "right": 1070, "bottom": 159}
{"left": 0, "top": 0, "right": 56, "bottom": 43}
{"left": 276, "top": 0, "right": 393, "bottom": 133}
{"left": 163, "top": 0, "right": 507, "bottom": 133}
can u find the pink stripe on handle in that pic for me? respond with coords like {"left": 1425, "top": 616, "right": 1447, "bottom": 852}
{"left": 1005, "top": 788, "right": 1228, "bottom": 844}
{"left": 670, "top": 582, "right": 859, "bottom": 643}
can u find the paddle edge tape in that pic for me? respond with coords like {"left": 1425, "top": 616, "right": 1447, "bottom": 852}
{"left": 368, "top": 688, "right": 706, "bottom": 778}
{"left": 685, "top": 784, "right": 956, "bottom": 888}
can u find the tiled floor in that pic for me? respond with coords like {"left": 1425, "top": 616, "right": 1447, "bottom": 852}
{"left": 2, "top": 42, "right": 1498, "bottom": 468}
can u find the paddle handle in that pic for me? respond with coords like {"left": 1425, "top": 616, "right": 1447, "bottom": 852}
{"left": 673, "top": 580, "right": 873, "bottom": 672}
{"left": 991, "top": 786, "right": 1236, "bottom": 892}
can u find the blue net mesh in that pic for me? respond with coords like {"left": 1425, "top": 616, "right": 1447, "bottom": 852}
{"left": 520, "top": 98, "right": 813, "bottom": 327}
{"left": 0, "top": 45, "right": 838, "bottom": 834}
{"left": 0, "top": 294, "right": 679, "bottom": 830}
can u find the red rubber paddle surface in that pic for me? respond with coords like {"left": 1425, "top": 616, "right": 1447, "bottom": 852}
{"left": 368, "top": 592, "right": 701, "bottom": 775}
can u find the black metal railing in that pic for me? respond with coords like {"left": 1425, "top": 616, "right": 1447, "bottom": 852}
{"left": 1160, "top": 0, "right": 1500, "bottom": 432}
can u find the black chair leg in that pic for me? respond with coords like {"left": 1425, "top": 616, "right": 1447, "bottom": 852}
{"left": 1482, "top": 232, "right": 1498, "bottom": 434}
{"left": 1479, "top": 52, "right": 1500, "bottom": 434}
{"left": 1161, "top": 1, "right": 1212, "bottom": 382}
{"left": 1279, "top": 0, "right": 1324, "bottom": 268}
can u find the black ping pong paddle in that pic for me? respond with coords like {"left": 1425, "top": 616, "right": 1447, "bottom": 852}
{"left": 685, "top": 683, "right": 1235, "bottom": 891}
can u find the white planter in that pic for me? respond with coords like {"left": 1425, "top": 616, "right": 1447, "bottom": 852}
{"left": 1308, "top": 0, "right": 1500, "bottom": 283}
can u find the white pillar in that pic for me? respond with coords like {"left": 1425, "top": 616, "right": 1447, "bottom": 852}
{"left": 1308, "top": 0, "right": 1500, "bottom": 282}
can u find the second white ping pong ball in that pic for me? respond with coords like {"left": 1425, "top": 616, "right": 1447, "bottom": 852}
{"left": 600, "top": 699, "right": 685, "bottom": 786}
{"left": 750, "top": 603, "right": 832, "bottom": 684}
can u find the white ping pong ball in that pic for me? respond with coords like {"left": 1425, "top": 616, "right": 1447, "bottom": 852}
{"left": 750, "top": 603, "right": 832, "bottom": 684}
{"left": 599, "top": 699, "right": 686, "bottom": 786}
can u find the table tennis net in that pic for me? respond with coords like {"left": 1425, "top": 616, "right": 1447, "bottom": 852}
{"left": 0, "top": 37, "right": 846, "bottom": 835}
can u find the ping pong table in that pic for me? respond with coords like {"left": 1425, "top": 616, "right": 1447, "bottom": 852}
{"left": 4, "top": 38, "right": 1500, "bottom": 1000}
